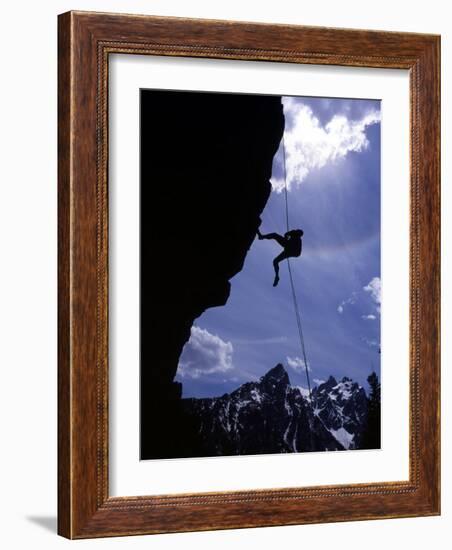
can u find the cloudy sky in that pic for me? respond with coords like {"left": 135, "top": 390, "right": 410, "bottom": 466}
{"left": 176, "top": 95, "right": 381, "bottom": 398}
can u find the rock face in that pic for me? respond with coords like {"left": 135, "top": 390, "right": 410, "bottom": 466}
{"left": 177, "top": 365, "right": 369, "bottom": 458}
{"left": 140, "top": 90, "right": 285, "bottom": 458}
{"left": 311, "top": 376, "right": 368, "bottom": 450}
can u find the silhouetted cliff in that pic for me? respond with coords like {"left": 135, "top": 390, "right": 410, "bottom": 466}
{"left": 140, "top": 90, "right": 285, "bottom": 458}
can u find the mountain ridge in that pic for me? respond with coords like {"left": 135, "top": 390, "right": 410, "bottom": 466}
{"left": 179, "top": 363, "right": 370, "bottom": 458}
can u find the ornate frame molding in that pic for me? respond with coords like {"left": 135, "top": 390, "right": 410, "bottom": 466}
{"left": 58, "top": 11, "right": 440, "bottom": 538}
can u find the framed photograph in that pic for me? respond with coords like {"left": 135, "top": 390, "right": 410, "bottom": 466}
{"left": 58, "top": 11, "right": 440, "bottom": 538}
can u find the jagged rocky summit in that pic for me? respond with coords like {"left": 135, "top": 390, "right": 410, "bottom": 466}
{"left": 179, "top": 364, "right": 369, "bottom": 458}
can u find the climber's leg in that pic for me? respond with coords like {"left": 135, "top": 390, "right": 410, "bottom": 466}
{"left": 272, "top": 251, "right": 288, "bottom": 287}
{"left": 260, "top": 232, "right": 286, "bottom": 247}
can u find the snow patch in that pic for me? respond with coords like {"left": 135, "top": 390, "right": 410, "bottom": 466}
{"left": 333, "top": 382, "right": 353, "bottom": 400}
{"left": 329, "top": 427, "right": 354, "bottom": 449}
{"left": 296, "top": 386, "right": 312, "bottom": 401}
{"left": 250, "top": 389, "right": 263, "bottom": 404}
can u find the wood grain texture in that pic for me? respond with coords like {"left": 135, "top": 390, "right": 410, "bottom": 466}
{"left": 57, "top": 10, "right": 72, "bottom": 538}
{"left": 57, "top": 10, "right": 440, "bottom": 539}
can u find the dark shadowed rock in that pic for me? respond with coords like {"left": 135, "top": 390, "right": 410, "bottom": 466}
{"left": 176, "top": 365, "right": 356, "bottom": 458}
{"left": 140, "top": 90, "right": 285, "bottom": 459}
{"left": 259, "top": 363, "right": 290, "bottom": 394}
{"left": 312, "top": 376, "right": 368, "bottom": 449}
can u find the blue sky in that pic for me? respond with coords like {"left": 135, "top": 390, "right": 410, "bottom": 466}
{"left": 176, "top": 95, "right": 381, "bottom": 398}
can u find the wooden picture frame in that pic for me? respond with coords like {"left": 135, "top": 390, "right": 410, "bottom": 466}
{"left": 58, "top": 10, "right": 440, "bottom": 539}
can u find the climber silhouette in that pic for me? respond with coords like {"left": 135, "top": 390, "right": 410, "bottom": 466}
{"left": 257, "top": 228, "right": 304, "bottom": 287}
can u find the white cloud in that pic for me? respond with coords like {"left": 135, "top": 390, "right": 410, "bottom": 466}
{"left": 364, "top": 276, "right": 381, "bottom": 304}
{"left": 313, "top": 378, "right": 326, "bottom": 386}
{"left": 364, "top": 276, "right": 381, "bottom": 315}
{"left": 271, "top": 98, "right": 381, "bottom": 193}
{"left": 338, "top": 278, "right": 381, "bottom": 319}
{"left": 337, "top": 293, "right": 357, "bottom": 315}
{"left": 287, "top": 356, "right": 311, "bottom": 373}
{"left": 177, "top": 326, "right": 234, "bottom": 379}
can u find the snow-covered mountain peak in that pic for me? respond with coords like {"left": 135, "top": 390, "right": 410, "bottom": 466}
{"left": 181, "top": 364, "right": 371, "bottom": 455}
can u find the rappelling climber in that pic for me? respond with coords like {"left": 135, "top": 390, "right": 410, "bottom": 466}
{"left": 257, "top": 228, "right": 304, "bottom": 287}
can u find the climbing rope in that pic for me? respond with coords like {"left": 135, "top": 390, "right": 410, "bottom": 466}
{"left": 281, "top": 135, "right": 314, "bottom": 411}
{"left": 282, "top": 134, "right": 290, "bottom": 234}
